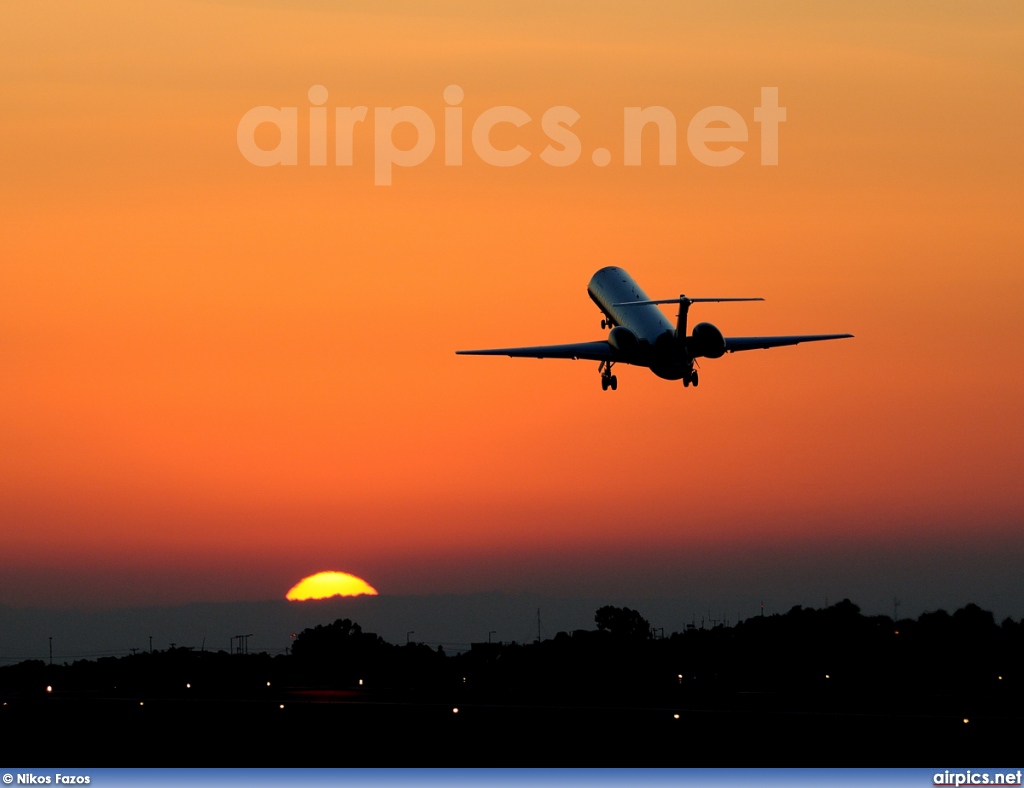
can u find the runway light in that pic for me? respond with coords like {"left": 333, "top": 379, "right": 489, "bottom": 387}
{"left": 825, "top": 674, "right": 830, "bottom": 679}
{"left": 673, "top": 713, "right": 680, "bottom": 720}
{"left": 139, "top": 702, "right": 144, "bottom": 706}
{"left": 963, "top": 718, "right": 969, "bottom": 724}
{"left": 452, "top": 707, "right": 459, "bottom": 714}
{"left": 46, "top": 685, "right": 52, "bottom": 693}
{"left": 358, "top": 679, "right": 363, "bottom": 686}
{"left": 186, "top": 683, "right": 191, "bottom": 689}
{"left": 267, "top": 681, "right": 271, "bottom": 687}
{"left": 279, "top": 704, "right": 285, "bottom": 709}
{"left": 998, "top": 676, "right": 1003, "bottom": 680}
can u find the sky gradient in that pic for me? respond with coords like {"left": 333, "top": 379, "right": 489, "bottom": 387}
{"left": 2, "top": 2, "right": 1022, "bottom": 617}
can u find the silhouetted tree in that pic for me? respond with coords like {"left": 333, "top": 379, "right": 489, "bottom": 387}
{"left": 953, "top": 602, "right": 996, "bottom": 633}
{"left": 594, "top": 606, "right": 651, "bottom": 639}
{"left": 290, "top": 618, "right": 391, "bottom": 685}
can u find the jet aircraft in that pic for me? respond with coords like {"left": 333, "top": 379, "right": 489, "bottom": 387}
{"left": 457, "top": 266, "right": 853, "bottom": 390}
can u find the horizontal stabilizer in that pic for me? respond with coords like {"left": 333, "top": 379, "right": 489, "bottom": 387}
{"left": 615, "top": 297, "right": 763, "bottom": 306}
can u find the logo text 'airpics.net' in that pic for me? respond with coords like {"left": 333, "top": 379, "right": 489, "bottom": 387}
{"left": 237, "top": 85, "right": 786, "bottom": 186}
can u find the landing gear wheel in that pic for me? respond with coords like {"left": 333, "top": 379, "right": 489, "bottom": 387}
{"left": 600, "top": 319, "right": 607, "bottom": 329}
{"left": 691, "top": 372, "right": 699, "bottom": 387}
{"left": 598, "top": 360, "right": 617, "bottom": 391}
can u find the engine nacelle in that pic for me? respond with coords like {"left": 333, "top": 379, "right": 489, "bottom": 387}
{"left": 690, "top": 322, "right": 726, "bottom": 359}
{"left": 608, "top": 326, "right": 640, "bottom": 356}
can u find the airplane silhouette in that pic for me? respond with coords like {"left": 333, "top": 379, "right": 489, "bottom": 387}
{"left": 457, "top": 266, "right": 853, "bottom": 390}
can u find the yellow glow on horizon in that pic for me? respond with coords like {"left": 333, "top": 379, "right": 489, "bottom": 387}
{"left": 286, "top": 571, "right": 378, "bottom": 601}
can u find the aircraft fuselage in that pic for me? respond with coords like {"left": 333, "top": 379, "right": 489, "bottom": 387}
{"left": 588, "top": 266, "right": 688, "bottom": 379}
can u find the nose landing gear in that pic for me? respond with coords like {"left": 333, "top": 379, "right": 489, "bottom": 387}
{"left": 683, "top": 369, "right": 699, "bottom": 388}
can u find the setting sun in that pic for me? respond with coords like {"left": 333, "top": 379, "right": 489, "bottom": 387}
{"left": 285, "top": 572, "right": 379, "bottom": 601}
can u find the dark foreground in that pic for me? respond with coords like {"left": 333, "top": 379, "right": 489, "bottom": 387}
{"left": 5, "top": 692, "right": 1021, "bottom": 765}
{"left": 6, "top": 600, "right": 1022, "bottom": 764}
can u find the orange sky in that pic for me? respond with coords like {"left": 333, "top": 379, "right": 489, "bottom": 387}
{"left": 2, "top": 1, "right": 1022, "bottom": 612}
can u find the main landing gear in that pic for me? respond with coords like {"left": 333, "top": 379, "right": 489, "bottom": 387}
{"left": 682, "top": 369, "right": 699, "bottom": 388}
{"left": 599, "top": 360, "right": 618, "bottom": 391}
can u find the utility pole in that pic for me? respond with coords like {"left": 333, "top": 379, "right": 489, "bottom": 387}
{"left": 893, "top": 597, "right": 901, "bottom": 623}
{"left": 149, "top": 635, "right": 153, "bottom": 654}
{"left": 536, "top": 608, "right": 541, "bottom": 644}
{"left": 406, "top": 631, "right": 414, "bottom": 645}
{"left": 49, "top": 637, "right": 52, "bottom": 666}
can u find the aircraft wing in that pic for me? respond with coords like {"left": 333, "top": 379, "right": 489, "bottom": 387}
{"left": 456, "top": 340, "right": 616, "bottom": 361}
{"left": 725, "top": 334, "right": 854, "bottom": 352}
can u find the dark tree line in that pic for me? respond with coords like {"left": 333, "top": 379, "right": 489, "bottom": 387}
{"left": 3, "top": 601, "right": 1022, "bottom": 714}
